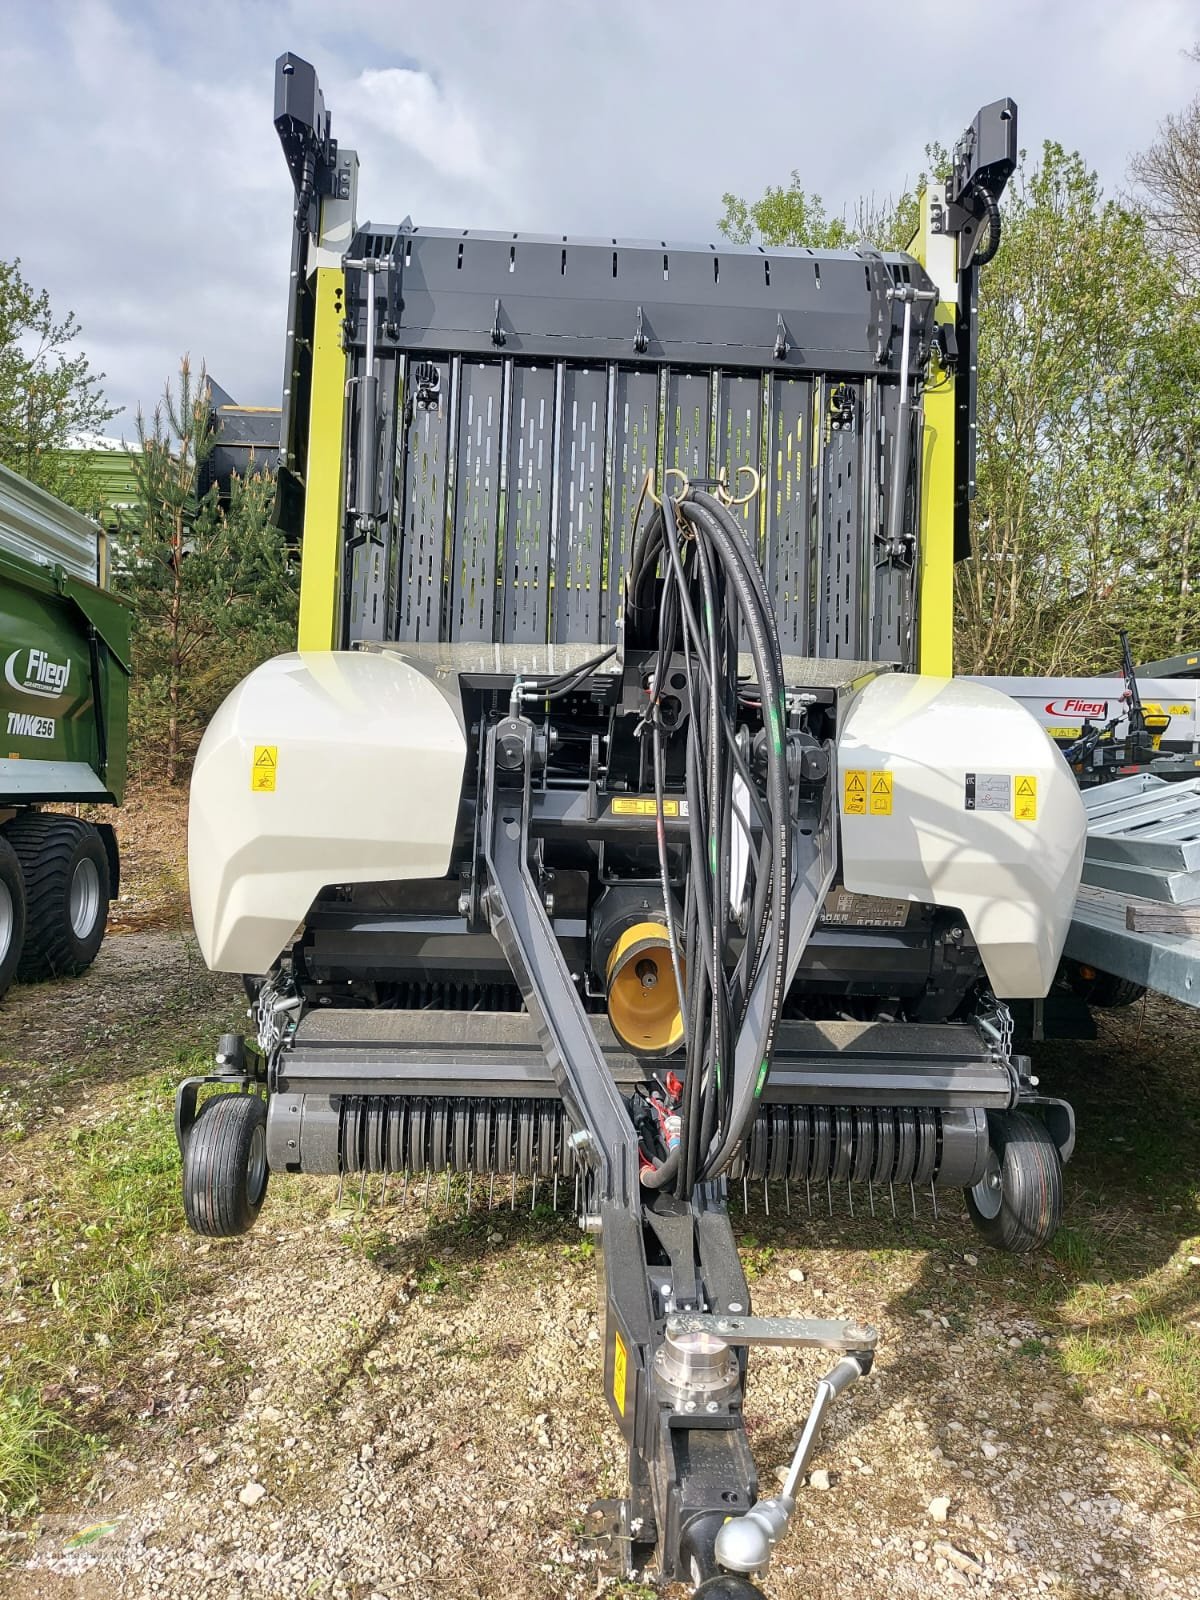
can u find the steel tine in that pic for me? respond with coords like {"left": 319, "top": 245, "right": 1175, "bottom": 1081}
{"left": 825, "top": 1179, "right": 833, "bottom": 1217}
{"left": 805, "top": 1178, "right": 812, "bottom": 1217}
{"left": 488, "top": 1173, "right": 495, "bottom": 1211}
{"left": 909, "top": 1181, "right": 917, "bottom": 1220}
{"left": 846, "top": 1181, "right": 854, "bottom": 1219}
{"left": 381, "top": 1169, "right": 390, "bottom": 1206}
{"left": 742, "top": 1176, "right": 749, "bottom": 1213}
{"left": 930, "top": 1182, "right": 938, "bottom": 1222}
{"left": 574, "top": 1169, "right": 580, "bottom": 1216}
{"left": 763, "top": 1180, "right": 770, "bottom": 1218}
{"left": 888, "top": 1182, "right": 896, "bottom": 1219}
{"left": 445, "top": 1168, "right": 452, "bottom": 1205}
{"left": 531, "top": 1174, "right": 538, "bottom": 1213}
{"left": 336, "top": 1172, "right": 345, "bottom": 1210}
{"left": 553, "top": 1172, "right": 559, "bottom": 1211}
{"left": 511, "top": 1172, "right": 517, "bottom": 1211}
{"left": 424, "top": 1169, "right": 431, "bottom": 1208}
{"left": 867, "top": 1179, "right": 876, "bottom": 1219}
{"left": 784, "top": 1179, "right": 791, "bottom": 1217}
{"left": 401, "top": 1169, "right": 410, "bottom": 1208}
{"left": 467, "top": 1171, "right": 473, "bottom": 1213}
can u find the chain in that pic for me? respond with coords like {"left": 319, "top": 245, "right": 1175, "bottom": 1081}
{"left": 255, "top": 969, "right": 301, "bottom": 1063}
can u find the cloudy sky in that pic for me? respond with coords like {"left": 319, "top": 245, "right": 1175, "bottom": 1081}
{"left": 3, "top": 0, "right": 1197, "bottom": 431}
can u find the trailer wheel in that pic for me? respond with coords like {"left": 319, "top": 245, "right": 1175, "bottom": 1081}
{"left": 182, "top": 1093, "right": 269, "bottom": 1237}
{"left": 4, "top": 813, "right": 111, "bottom": 981}
{"left": 965, "top": 1110, "right": 1063, "bottom": 1253}
{"left": 0, "top": 838, "right": 27, "bottom": 1002}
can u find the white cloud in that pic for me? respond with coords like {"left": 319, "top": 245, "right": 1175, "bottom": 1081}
{"left": 1, "top": 0, "right": 1197, "bottom": 429}
{"left": 351, "top": 66, "right": 492, "bottom": 184}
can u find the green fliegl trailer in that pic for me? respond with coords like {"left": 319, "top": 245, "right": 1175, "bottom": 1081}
{"left": 0, "top": 462, "right": 129, "bottom": 1001}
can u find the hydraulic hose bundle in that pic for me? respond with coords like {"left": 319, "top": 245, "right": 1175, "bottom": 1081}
{"left": 625, "top": 483, "right": 791, "bottom": 1199}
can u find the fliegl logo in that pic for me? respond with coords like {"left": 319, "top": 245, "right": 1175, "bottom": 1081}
{"left": 1045, "top": 698, "right": 1107, "bottom": 718}
{"left": 4, "top": 647, "right": 71, "bottom": 701}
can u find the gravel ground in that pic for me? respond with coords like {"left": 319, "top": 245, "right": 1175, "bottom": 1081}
{"left": 2, "top": 923, "right": 1199, "bottom": 1599}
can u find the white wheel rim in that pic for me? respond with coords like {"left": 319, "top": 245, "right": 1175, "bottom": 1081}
{"left": 0, "top": 879, "right": 13, "bottom": 964}
{"left": 70, "top": 858, "right": 102, "bottom": 939}
{"left": 971, "top": 1149, "right": 1004, "bottom": 1220}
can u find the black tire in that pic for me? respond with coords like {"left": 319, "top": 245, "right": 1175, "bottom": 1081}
{"left": 1066, "top": 962, "right": 1147, "bottom": 1010}
{"left": 0, "top": 837, "right": 27, "bottom": 1003}
{"left": 965, "top": 1109, "right": 1063, "bottom": 1254}
{"left": 3, "top": 812, "right": 111, "bottom": 981}
{"left": 183, "top": 1093, "right": 269, "bottom": 1237}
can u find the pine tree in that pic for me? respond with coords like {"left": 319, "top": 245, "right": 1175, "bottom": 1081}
{"left": 118, "top": 358, "right": 298, "bottom": 784}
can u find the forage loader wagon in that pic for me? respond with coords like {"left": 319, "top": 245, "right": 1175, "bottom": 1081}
{"left": 0, "top": 464, "right": 127, "bottom": 1001}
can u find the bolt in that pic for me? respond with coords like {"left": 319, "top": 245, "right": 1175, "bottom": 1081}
{"left": 567, "top": 1129, "right": 593, "bottom": 1154}
{"left": 728, "top": 1302, "right": 744, "bottom": 1313}
{"left": 706, "top": 1401, "right": 720, "bottom": 1413}
{"left": 457, "top": 891, "right": 471, "bottom": 918}
{"left": 684, "top": 1400, "right": 697, "bottom": 1413}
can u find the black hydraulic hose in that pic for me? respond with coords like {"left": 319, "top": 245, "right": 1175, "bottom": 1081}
{"left": 626, "top": 483, "right": 793, "bottom": 1193}
{"left": 522, "top": 645, "right": 616, "bottom": 698}
{"left": 674, "top": 498, "right": 791, "bottom": 1182}
{"left": 972, "top": 185, "right": 1001, "bottom": 266}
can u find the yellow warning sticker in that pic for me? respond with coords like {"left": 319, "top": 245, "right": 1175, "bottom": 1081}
{"left": 252, "top": 745, "right": 278, "bottom": 793}
{"left": 1014, "top": 774, "right": 1037, "bottom": 821}
{"left": 844, "top": 769, "right": 894, "bottom": 816}
{"left": 611, "top": 796, "right": 683, "bottom": 818}
{"left": 1170, "top": 703, "right": 1191, "bottom": 717}
{"left": 613, "top": 1329, "right": 628, "bottom": 1416}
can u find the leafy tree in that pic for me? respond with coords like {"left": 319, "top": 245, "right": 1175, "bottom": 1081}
{"left": 1130, "top": 45, "right": 1200, "bottom": 282}
{"left": 959, "top": 143, "right": 1200, "bottom": 674}
{"left": 117, "top": 359, "right": 297, "bottom": 784}
{"left": 718, "top": 146, "right": 948, "bottom": 254}
{"left": 0, "top": 257, "right": 117, "bottom": 509}
{"left": 721, "top": 134, "right": 1200, "bottom": 676}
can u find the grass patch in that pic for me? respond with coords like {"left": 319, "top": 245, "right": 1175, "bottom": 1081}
{"left": 0, "top": 1065, "right": 203, "bottom": 1512}
{"left": 0, "top": 1390, "right": 84, "bottom": 1515}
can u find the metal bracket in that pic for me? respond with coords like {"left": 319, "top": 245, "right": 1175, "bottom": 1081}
{"left": 666, "top": 1312, "right": 877, "bottom": 1365}
{"left": 634, "top": 304, "right": 648, "bottom": 353}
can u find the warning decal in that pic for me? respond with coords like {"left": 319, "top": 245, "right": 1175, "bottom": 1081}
{"left": 844, "top": 769, "right": 894, "bottom": 817}
{"left": 613, "top": 1329, "right": 628, "bottom": 1416}
{"left": 611, "top": 796, "right": 688, "bottom": 819}
{"left": 252, "top": 745, "right": 278, "bottom": 792}
{"left": 843, "top": 769, "right": 867, "bottom": 815}
{"left": 965, "top": 772, "right": 1012, "bottom": 813}
{"left": 1014, "top": 774, "right": 1038, "bottom": 821}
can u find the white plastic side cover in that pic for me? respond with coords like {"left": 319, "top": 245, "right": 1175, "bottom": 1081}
{"left": 189, "top": 650, "right": 467, "bottom": 974}
{"left": 836, "top": 674, "right": 1086, "bottom": 998}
